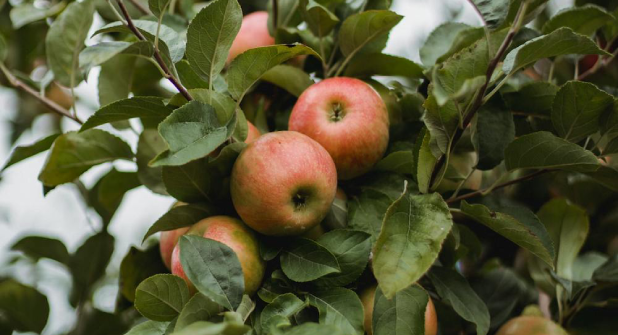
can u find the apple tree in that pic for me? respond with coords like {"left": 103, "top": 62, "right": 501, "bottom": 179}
{"left": 1, "top": 0, "right": 618, "bottom": 334}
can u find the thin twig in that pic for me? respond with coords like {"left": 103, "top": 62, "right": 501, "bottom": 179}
{"left": 126, "top": 0, "right": 149, "bottom": 15}
{"left": 0, "top": 64, "right": 83, "bottom": 125}
{"left": 115, "top": 0, "right": 193, "bottom": 101}
{"left": 272, "top": 0, "right": 279, "bottom": 30}
{"left": 446, "top": 169, "right": 551, "bottom": 204}
{"left": 428, "top": 0, "right": 529, "bottom": 190}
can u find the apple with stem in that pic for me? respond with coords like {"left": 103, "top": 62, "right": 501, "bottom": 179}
{"left": 289, "top": 77, "right": 390, "bottom": 180}
{"left": 230, "top": 131, "right": 337, "bottom": 236}
{"left": 171, "top": 216, "right": 265, "bottom": 295}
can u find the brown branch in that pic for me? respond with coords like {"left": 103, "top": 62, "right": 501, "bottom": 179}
{"left": 446, "top": 169, "right": 551, "bottom": 204}
{"left": 116, "top": 0, "right": 193, "bottom": 101}
{"left": 126, "top": 0, "right": 149, "bottom": 15}
{"left": 0, "top": 65, "right": 83, "bottom": 125}
{"left": 428, "top": 1, "right": 529, "bottom": 190}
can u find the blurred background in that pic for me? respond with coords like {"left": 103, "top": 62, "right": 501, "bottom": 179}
{"left": 0, "top": 0, "right": 571, "bottom": 333}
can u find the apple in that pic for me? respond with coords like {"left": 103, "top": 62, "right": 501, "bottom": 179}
{"left": 160, "top": 227, "right": 190, "bottom": 270}
{"left": 227, "top": 11, "right": 275, "bottom": 63}
{"left": 245, "top": 121, "right": 262, "bottom": 144}
{"left": 171, "top": 216, "right": 265, "bottom": 295}
{"left": 230, "top": 131, "right": 337, "bottom": 236}
{"left": 495, "top": 316, "right": 568, "bottom": 335}
{"left": 288, "top": 77, "right": 389, "bottom": 180}
{"left": 360, "top": 284, "right": 438, "bottom": 335}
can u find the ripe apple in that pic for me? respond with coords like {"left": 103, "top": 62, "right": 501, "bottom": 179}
{"left": 495, "top": 316, "right": 568, "bottom": 335}
{"left": 245, "top": 121, "right": 262, "bottom": 144}
{"left": 227, "top": 11, "right": 275, "bottom": 63}
{"left": 230, "top": 131, "right": 337, "bottom": 236}
{"left": 160, "top": 227, "right": 190, "bottom": 270}
{"left": 288, "top": 77, "right": 389, "bottom": 180}
{"left": 360, "top": 284, "right": 437, "bottom": 335}
{"left": 171, "top": 216, "right": 265, "bottom": 295}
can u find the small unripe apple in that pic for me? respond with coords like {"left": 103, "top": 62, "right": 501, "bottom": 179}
{"left": 230, "top": 131, "right": 337, "bottom": 236}
{"left": 171, "top": 216, "right": 265, "bottom": 295}
{"left": 227, "top": 11, "right": 275, "bottom": 63}
{"left": 289, "top": 77, "right": 389, "bottom": 180}
{"left": 360, "top": 284, "right": 437, "bottom": 335}
{"left": 495, "top": 316, "right": 568, "bottom": 335}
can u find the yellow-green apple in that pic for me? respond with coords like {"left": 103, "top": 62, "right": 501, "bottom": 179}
{"left": 495, "top": 316, "right": 568, "bottom": 335}
{"left": 289, "top": 77, "right": 389, "bottom": 180}
{"left": 227, "top": 11, "right": 275, "bottom": 63}
{"left": 360, "top": 284, "right": 438, "bottom": 335}
{"left": 171, "top": 216, "right": 265, "bottom": 295}
{"left": 230, "top": 131, "right": 337, "bottom": 236}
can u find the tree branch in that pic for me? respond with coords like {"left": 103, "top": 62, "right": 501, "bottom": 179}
{"left": 428, "top": 0, "right": 529, "bottom": 190}
{"left": 115, "top": 0, "right": 193, "bottom": 101}
{"left": 272, "top": 0, "right": 279, "bottom": 30}
{"left": 446, "top": 169, "right": 551, "bottom": 204}
{"left": 0, "top": 64, "right": 83, "bottom": 125}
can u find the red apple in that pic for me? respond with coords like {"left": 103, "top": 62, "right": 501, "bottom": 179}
{"left": 495, "top": 316, "right": 568, "bottom": 335}
{"left": 288, "top": 77, "right": 389, "bottom": 180}
{"left": 171, "top": 216, "right": 265, "bottom": 295}
{"left": 160, "top": 227, "right": 190, "bottom": 270}
{"left": 227, "top": 11, "right": 275, "bottom": 63}
{"left": 245, "top": 121, "right": 262, "bottom": 144}
{"left": 360, "top": 284, "right": 438, "bottom": 335}
{"left": 230, "top": 131, "right": 337, "bottom": 236}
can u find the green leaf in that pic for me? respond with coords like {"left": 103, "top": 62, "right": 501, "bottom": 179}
{"left": 414, "top": 128, "right": 437, "bottom": 193}
{"left": 172, "top": 320, "right": 250, "bottom": 335}
{"left": 552, "top": 81, "right": 614, "bottom": 142}
{"left": 45, "top": 0, "right": 94, "bottom": 87}
{"left": 428, "top": 267, "right": 490, "bottom": 335}
{"left": 0, "top": 280, "right": 49, "bottom": 333}
{"left": 502, "top": 27, "right": 610, "bottom": 75}
{"left": 501, "top": 81, "right": 559, "bottom": 116}
{"left": 227, "top": 44, "right": 319, "bottom": 101}
{"left": 537, "top": 199, "right": 589, "bottom": 279}
{"left": 79, "top": 41, "right": 153, "bottom": 72}
{"left": 375, "top": 151, "right": 414, "bottom": 175}
{"left": 307, "top": 288, "right": 364, "bottom": 335}
{"left": 435, "top": 27, "right": 485, "bottom": 64}
{"left": 373, "top": 191, "right": 453, "bottom": 298}
{"left": 585, "top": 165, "right": 618, "bottom": 192}
{"left": 314, "top": 230, "right": 371, "bottom": 287}
{"left": 88, "top": 168, "right": 141, "bottom": 224}
{"left": 176, "top": 293, "right": 223, "bottom": 330}
{"left": 469, "top": 0, "right": 509, "bottom": 29}
{"left": 11, "top": 236, "right": 69, "bottom": 265}
{"left": 135, "top": 274, "right": 190, "bottom": 321}
{"left": 149, "top": 0, "right": 171, "bottom": 17}
{"left": 98, "top": 56, "right": 138, "bottom": 107}
{"left": 186, "top": 0, "right": 242, "bottom": 83}
{"left": 69, "top": 232, "right": 115, "bottom": 306}
{"left": 143, "top": 203, "right": 216, "bottom": 243}
{"left": 472, "top": 102, "right": 515, "bottom": 170}
{"left": 151, "top": 101, "right": 235, "bottom": 167}
{"left": 542, "top": 5, "right": 614, "bottom": 36}
{"left": 118, "top": 245, "right": 168, "bottom": 302}
{"left": 461, "top": 201, "right": 555, "bottom": 268}
{"left": 81, "top": 97, "right": 172, "bottom": 131}
{"left": 300, "top": 0, "right": 340, "bottom": 37}
{"left": 593, "top": 255, "right": 618, "bottom": 283}
{"left": 137, "top": 130, "right": 168, "bottom": 195}
{"left": 261, "top": 65, "right": 314, "bottom": 97}
{"left": 347, "top": 188, "right": 394, "bottom": 243}
{"left": 2, "top": 134, "right": 60, "bottom": 172}
{"left": 9, "top": 2, "right": 65, "bottom": 29}
{"left": 125, "top": 321, "right": 169, "bottom": 335}
{"left": 280, "top": 238, "right": 341, "bottom": 282}
{"left": 504, "top": 131, "right": 600, "bottom": 172}
{"left": 179, "top": 235, "right": 245, "bottom": 310}
{"left": 279, "top": 323, "right": 343, "bottom": 335}
{"left": 260, "top": 293, "right": 307, "bottom": 332}
{"left": 38, "top": 130, "right": 134, "bottom": 186}
{"left": 344, "top": 53, "right": 424, "bottom": 78}
{"left": 176, "top": 60, "right": 209, "bottom": 90}
{"left": 338, "top": 10, "right": 402, "bottom": 59}
{"left": 170, "top": 89, "right": 238, "bottom": 127}
{"left": 419, "top": 22, "right": 471, "bottom": 66}
{"left": 372, "top": 285, "right": 429, "bottom": 335}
